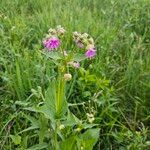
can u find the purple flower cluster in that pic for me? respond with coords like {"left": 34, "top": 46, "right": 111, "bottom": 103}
{"left": 43, "top": 37, "right": 60, "bottom": 50}
{"left": 73, "top": 31, "right": 96, "bottom": 59}
{"left": 43, "top": 26, "right": 97, "bottom": 62}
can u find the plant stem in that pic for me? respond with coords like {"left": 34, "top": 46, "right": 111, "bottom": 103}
{"left": 54, "top": 121, "right": 58, "bottom": 150}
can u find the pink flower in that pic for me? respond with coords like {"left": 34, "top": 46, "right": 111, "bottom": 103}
{"left": 43, "top": 37, "right": 60, "bottom": 50}
{"left": 85, "top": 48, "right": 96, "bottom": 58}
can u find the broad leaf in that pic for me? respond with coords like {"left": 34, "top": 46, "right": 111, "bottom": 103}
{"left": 10, "top": 134, "right": 21, "bottom": 145}
{"left": 46, "top": 51, "right": 62, "bottom": 60}
{"left": 45, "top": 78, "right": 67, "bottom": 119}
{"left": 62, "top": 110, "right": 80, "bottom": 126}
{"left": 72, "top": 54, "right": 87, "bottom": 62}
{"left": 60, "top": 136, "right": 77, "bottom": 150}
{"left": 77, "top": 128, "right": 100, "bottom": 150}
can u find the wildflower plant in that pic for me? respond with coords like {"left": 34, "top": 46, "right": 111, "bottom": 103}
{"left": 23, "top": 26, "right": 99, "bottom": 150}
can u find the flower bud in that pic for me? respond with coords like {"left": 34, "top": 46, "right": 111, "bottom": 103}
{"left": 68, "top": 61, "right": 74, "bottom": 66}
{"left": 86, "top": 44, "right": 95, "bottom": 50}
{"left": 89, "top": 117, "right": 95, "bottom": 123}
{"left": 4, "top": 16, "right": 8, "bottom": 19}
{"left": 89, "top": 64, "right": 93, "bottom": 69}
{"left": 64, "top": 73, "right": 72, "bottom": 81}
{"left": 75, "top": 127, "right": 81, "bottom": 132}
{"left": 59, "top": 66, "right": 65, "bottom": 73}
{"left": 59, "top": 124, "right": 65, "bottom": 130}
{"left": 48, "top": 28, "right": 56, "bottom": 35}
{"left": 86, "top": 113, "right": 95, "bottom": 123}
{"left": 57, "top": 25, "right": 66, "bottom": 35}
{"left": 48, "top": 28, "right": 53, "bottom": 33}
{"left": 56, "top": 25, "right": 62, "bottom": 29}
{"left": 11, "top": 26, "right": 16, "bottom": 31}
{"left": 82, "top": 33, "right": 89, "bottom": 38}
{"left": 88, "top": 37, "right": 94, "bottom": 44}
{"left": 81, "top": 147, "right": 84, "bottom": 150}
{"left": 73, "top": 31, "right": 79, "bottom": 37}
{"left": 86, "top": 113, "right": 94, "bottom": 118}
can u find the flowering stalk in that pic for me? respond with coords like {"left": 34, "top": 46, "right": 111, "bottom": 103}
{"left": 42, "top": 26, "right": 97, "bottom": 148}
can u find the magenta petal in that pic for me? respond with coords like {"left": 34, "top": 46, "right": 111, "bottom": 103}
{"left": 85, "top": 49, "right": 96, "bottom": 58}
{"left": 43, "top": 37, "right": 60, "bottom": 50}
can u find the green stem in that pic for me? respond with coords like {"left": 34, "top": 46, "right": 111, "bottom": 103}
{"left": 56, "top": 76, "right": 65, "bottom": 117}
{"left": 54, "top": 122, "right": 58, "bottom": 150}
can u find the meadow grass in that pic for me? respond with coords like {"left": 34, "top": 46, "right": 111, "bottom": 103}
{"left": 0, "top": 0, "right": 150, "bottom": 149}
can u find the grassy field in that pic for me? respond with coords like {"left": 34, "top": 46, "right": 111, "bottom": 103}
{"left": 0, "top": 0, "right": 150, "bottom": 149}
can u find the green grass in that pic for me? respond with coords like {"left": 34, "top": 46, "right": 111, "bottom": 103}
{"left": 0, "top": 0, "right": 150, "bottom": 149}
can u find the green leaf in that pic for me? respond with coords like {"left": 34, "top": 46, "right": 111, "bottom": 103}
{"left": 81, "top": 128, "right": 99, "bottom": 140}
{"left": 82, "top": 123, "right": 99, "bottom": 129}
{"left": 15, "top": 101, "right": 30, "bottom": 106}
{"left": 19, "top": 126, "right": 39, "bottom": 134}
{"left": 45, "top": 78, "right": 67, "bottom": 119}
{"left": 72, "top": 54, "right": 87, "bottom": 62}
{"left": 77, "top": 128, "right": 100, "bottom": 150}
{"left": 23, "top": 113, "right": 39, "bottom": 127}
{"left": 62, "top": 110, "right": 80, "bottom": 126}
{"left": 24, "top": 106, "right": 43, "bottom": 113}
{"left": 46, "top": 51, "right": 62, "bottom": 60}
{"left": 24, "top": 105, "right": 55, "bottom": 123}
{"left": 60, "top": 136, "right": 77, "bottom": 150}
{"left": 27, "top": 143, "right": 48, "bottom": 150}
{"left": 38, "top": 116, "right": 48, "bottom": 144}
{"left": 10, "top": 134, "right": 21, "bottom": 145}
{"left": 82, "top": 91, "right": 91, "bottom": 98}
{"left": 45, "top": 80, "right": 57, "bottom": 118}
{"left": 19, "top": 114, "right": 40, "bottom": 134}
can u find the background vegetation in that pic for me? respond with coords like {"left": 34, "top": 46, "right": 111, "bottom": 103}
{"left": 0, "top": 0, "right": 150, "bottom": 149}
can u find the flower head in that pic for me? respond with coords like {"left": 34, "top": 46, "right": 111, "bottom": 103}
{"left": 85, "top": 48, "right": 96, "bottom": 58}
{"left": 64, "top": 73, "right": 72, "bottom": 81}
{"left": 43, "top": 37, "right": 60, "bottom": 50}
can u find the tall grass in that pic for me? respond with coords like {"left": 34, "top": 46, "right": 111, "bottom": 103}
{"left": 0, "top": 0, "right": 150, "bottom": 149}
